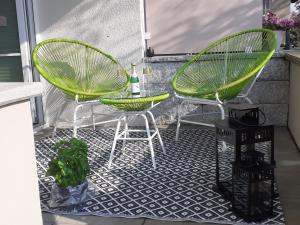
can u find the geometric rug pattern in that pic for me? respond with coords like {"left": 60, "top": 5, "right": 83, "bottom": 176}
{"left": 35, "top": 128, "right": 285, "bottom": 225}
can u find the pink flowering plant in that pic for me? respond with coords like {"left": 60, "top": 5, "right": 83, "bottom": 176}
{"left": 263, "top": 10, "right": 295, "bottom": 30}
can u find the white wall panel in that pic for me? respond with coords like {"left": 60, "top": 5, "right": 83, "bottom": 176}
{"left": 146, "top": 0, "right": 262, "bottom": 54}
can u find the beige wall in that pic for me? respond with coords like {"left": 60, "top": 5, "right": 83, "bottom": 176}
{"left": 146, "top": 0, "right": 262, "bottom": 54}
{"left": 289, "top": 61, "right": 300, "bottom": 149}
{"left": 0, "top": 100, "right": 42, "bottom": 225}
{"left": 271, "top": 0, "right": 290, "bottom": 18}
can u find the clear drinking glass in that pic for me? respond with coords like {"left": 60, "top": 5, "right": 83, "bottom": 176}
{"left": 141, "top": 57, "right": 153, "bottom": 92}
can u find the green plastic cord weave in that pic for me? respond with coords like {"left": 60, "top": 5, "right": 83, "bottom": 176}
{"left": 32, "top": 39, "right": 129, "bottom": 101}
{"left": 100, "top": 92, "right": 170, "bottom": 111}
{"left": 172, "top": 29, "right": 276, "bottom": 101}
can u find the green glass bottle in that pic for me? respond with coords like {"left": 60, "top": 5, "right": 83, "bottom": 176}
{"left": 130, "top": 63, "right": 140, "bottom": 97}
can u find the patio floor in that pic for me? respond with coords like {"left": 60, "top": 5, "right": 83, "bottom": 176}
{"left": 39, "top": 126, "right": 300, "bottom": 225}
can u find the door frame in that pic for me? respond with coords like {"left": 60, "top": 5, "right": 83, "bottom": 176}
{"left": 15, "top": 0, "right": 44, "bottom": 125}
{"left": 15, "top": 0, "right": 32, "bottom": 83}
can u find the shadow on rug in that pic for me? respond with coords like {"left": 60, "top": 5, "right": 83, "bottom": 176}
{"left": 35, "top": 128, "right": 285, "bottom": 225}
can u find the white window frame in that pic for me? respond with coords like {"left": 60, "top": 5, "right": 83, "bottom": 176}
{"left": 15, "top": 0, "right": 44, "bottom": 125}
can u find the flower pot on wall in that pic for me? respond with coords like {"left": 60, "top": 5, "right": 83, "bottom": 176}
{"left": 285, "top": 29, "right": 291, "bottom": 50}
{"left": 263, "top": 10, "right": 295, "bottom": 50}
{"left": 275, "top": 31, "right": 283, "bottom": 50}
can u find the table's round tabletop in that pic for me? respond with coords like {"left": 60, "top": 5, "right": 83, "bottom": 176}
{"left": 100, "top": 90, "right": 169, "bottom": 111}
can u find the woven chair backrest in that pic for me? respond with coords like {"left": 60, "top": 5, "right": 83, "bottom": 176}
{"left": 172, "top": 29, "right": 276, "bottom": 100}
{"left": 33, "top": 39, "right": 129, "bottom": 100}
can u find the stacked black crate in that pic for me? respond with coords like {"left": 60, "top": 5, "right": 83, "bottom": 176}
{"left": 214, "top": 104, "right": 275, "bottom": 222}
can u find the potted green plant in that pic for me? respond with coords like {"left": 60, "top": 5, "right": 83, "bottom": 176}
{"left": 46, "top": 138, "right": 90, "bottom": 208}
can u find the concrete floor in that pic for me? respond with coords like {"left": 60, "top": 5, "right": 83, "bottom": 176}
{"left": 40, "top": 127, "right": 300, "bottom": 225}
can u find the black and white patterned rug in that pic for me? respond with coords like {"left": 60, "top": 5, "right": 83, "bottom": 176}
{"left": 35, "top": 128, "right": 285, "bottom": 225}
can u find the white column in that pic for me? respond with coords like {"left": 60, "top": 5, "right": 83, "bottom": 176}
{"left": 0, "top": 100, "right": 43, "bottom": 225}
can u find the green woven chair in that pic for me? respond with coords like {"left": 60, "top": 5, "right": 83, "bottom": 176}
{"left": 172, "top": 28, "right": 276, "bottom": 141}
{"left": 32, "top": 38, "right": 129, "bottom": 137}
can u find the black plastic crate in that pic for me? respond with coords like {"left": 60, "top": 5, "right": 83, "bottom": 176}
{"left": 231, "top": 162, "right": 274, "bottom": 222}
{"left": 240, "top": 150, "right": 265, "bottom": 167}
{"left": 215, "top": 119, "right": 275, "bottom": 165}
{"left": 228, "top": 104, "right": 259, "bottom": 126}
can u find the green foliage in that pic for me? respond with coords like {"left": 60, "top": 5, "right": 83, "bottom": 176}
{"left": 46, "top": 138, "right": 90, "bottom": 188}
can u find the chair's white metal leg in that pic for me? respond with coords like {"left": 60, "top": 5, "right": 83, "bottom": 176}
{"left": 73, "top": 104, "right": 83, "bottom": 138}
{"left": 140, "top": 113, "right": 156, "bottom": 169}
{"left": 147, "top": 111, "right": 166, "bottom": 154}
{"left": 175, "top": 102, "right": 183, "bottom": 142}
{"left": 122, "top": 116, "right": 128, "bottom": 149}
{"left": 221, "top": 141, "right": 228, "bottom": 152}
{"left": 236, "top": 94, "right": 254, "bottom": 104}
{"left": 91, "top": 104, "right": 96, "bottom": 130}
{"left": 244, "top": 96, "right": 253, "bottom": 104}
{"left": 217, "top": 103, "right": 225, "bottom": 120}
{"left": 217, "top": 103, "right": 227, "bottom": 151}
{"left": 108, "top": 117, "right": 122, "bottom": 169}
{"left": 52, "top": 101, "right": 67, "bottom": 138}
{"left": 52, "top": 127, "right": 57, "bottom": 139}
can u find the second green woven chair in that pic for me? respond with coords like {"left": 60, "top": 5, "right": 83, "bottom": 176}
{"left": 33, "top": 38, "right": 129, "bottom": 137}
{"left": 172, "top": 28, "right": 276, "bottom": 141}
